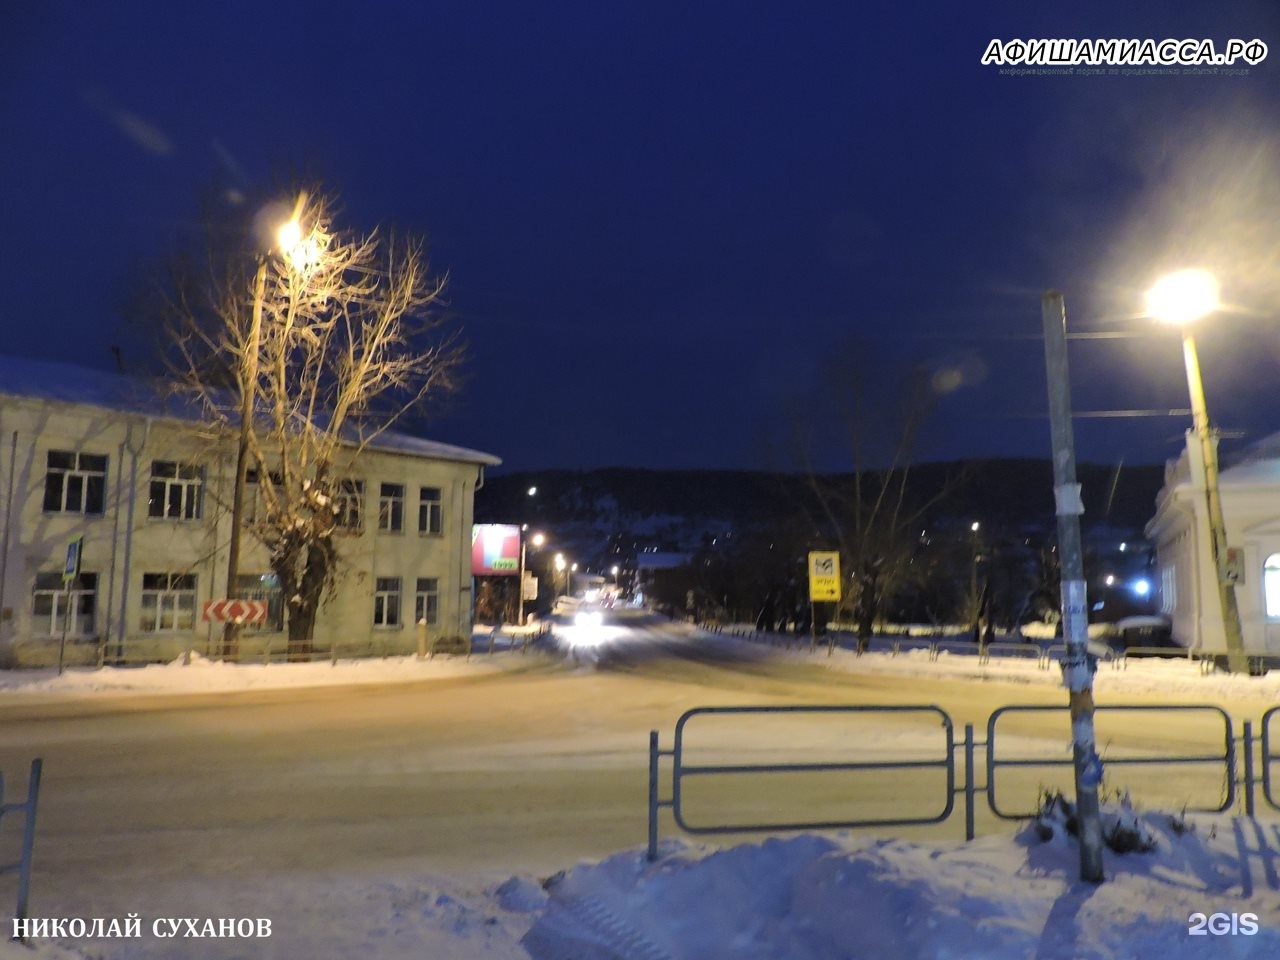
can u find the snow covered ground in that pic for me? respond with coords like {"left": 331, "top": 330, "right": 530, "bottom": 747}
{"left": 2, "top": 628, "right": 1279, "bottom": 959}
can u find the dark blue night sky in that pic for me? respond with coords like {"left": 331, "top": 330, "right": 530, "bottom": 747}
{"left": 3, "top": 2, "right": 1278, "bottom": 472}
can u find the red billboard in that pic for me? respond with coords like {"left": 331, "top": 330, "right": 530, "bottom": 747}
{"left": 471, "top": 524, "right": 521, "bottom": 576}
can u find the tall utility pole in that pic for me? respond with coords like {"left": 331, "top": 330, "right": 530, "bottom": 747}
{"left": 222, "top": 193, "right": 308, "bottom": 660}
{"left": 222, "top": 257, "right": 268, "bottom": 661}
{"left": 1145, "top": 269, "right": 1248, "bottom": 674}
{"left": 1179, "top": 333, "right": 1248, "bottom": 675}
{"left": 1041, "top": 290, "right": 1105, "bottom": 883}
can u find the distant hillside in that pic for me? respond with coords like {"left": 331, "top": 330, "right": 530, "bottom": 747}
{"left": 476, "top": 459, "right": 1165, "bottom": 543}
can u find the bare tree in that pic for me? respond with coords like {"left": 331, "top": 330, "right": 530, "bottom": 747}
{"left": 163, "top": 191, "right": 464, "bottom": 657}
{"left": 786, "top": 345, "right": 952, "bottom": 650}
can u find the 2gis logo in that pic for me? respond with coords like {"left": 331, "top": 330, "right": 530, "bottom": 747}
{"left": 1187, "top": 912, "right": 1259, "bottom": 936}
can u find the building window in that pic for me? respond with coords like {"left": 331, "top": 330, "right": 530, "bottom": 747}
{"left": 43, "top": 451, "right": 107, "bottom": 515}
{"left": 1265, "top": 554, "right": 1280, "bottom": 619}
{"left": 379, "top": 483, "right": 405, "bottom": 533}
{"left": 245, "top": 469, "right": 283, "bottom": 524}
{"left": 334, "top": 479, "right": 364, "bottom": 530}
{"left": 415, "top": 577, "right": 439, "bottom": 625}
{"left": 148, "top": 461, "right": 203, "bottom": 520}
{"left": 418, "top": 487, "right": 443, "bottom": 535}
{"left": 374, "top": 577, "right": 402, "bottom": 627}
{"left": 32, "top": 572, "right": 98, "bottom": 636}
{"left": 140, "top": 573, "right": 197, "bottom": 632}
{"left": 235, "top": 573, "right": 285, "bottom": 632}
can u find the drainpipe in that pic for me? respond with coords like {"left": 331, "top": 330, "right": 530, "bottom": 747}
{"left": 103, "top": 433, "right": 127, "bottom": 662}
{"left": 462, "top": 466, "right": 483, "bottom": 634}
{"left": 0, "top": 430, "right": 18, "bottom": 643}
{"left": 116, "top": 418, "right": 151, "bottom": 656}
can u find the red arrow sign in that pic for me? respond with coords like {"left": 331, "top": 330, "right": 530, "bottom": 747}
{"left": 202, "top": 599, "right": 269, "bottom": 624}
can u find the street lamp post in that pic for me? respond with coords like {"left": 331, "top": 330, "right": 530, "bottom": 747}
{"left": 518, "top": 532, "right": 545, "bottom": 626}
{"left": 1146, "top": 269, "right": 1248, "bottom": 675}
{"left": 222, "top": 196, "right": 309, "bottom": 660}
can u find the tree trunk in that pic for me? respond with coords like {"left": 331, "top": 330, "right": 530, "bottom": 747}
{"left": 277, "top": 536, "right": 334, "bottom": 661}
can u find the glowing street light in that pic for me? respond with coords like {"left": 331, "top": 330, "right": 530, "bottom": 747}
{"left": 517, "top": 530, "right": 546, "bottom": 627}
{"left": 223, "top": 194, "right": 316, "bottom": 659}
{"left": 554, "top": 553, "right": 570, "bottom": 598}
{"left": 1146, "top": 269, "right": 1247, "bottom": 674}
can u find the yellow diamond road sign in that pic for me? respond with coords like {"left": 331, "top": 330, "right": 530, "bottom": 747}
{"left": 808, "top": 551, "right": 841, "bottom": 602}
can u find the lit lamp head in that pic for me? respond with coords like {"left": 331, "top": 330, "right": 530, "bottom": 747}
{"left": 275, "top": 219, "right": 304, "bottom": 255}
{"left": 1145, "top": 269, "right": 1220, "bottom": 326}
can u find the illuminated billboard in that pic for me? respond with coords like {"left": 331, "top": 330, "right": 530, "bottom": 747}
{"left": 471, "top": 524, "right": 521, "bottom": 576}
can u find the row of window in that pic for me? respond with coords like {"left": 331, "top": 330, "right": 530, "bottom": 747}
{"left": 30, "top": 571, "right": 441, "bottom": 636}
{"left": 41, "top": 450, "right": 445, "bottom": 534}
{"left": 330, "top": 480, "right": 444, "bottom": 535}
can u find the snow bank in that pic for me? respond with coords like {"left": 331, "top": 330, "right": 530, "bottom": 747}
{"left": 521, "top": 811, "right": 1279, "bottom": 960}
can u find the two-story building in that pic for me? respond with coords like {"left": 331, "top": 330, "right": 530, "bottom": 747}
{"left": 0, "top": 356, "right": 500, "bottom": 667}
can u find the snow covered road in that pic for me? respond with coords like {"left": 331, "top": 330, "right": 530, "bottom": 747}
{"left": 1, "top": 628, "right": 1278, "bottom": 958}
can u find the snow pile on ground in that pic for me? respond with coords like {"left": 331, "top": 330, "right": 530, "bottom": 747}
{"left": 0, "top": 644, "right": 531, "bottom": 695}
{"left": 7, "top": 809, "right": 1278, "bottom": 959}
{"left": 521, "top": 813, "right": 1280, "bottom": 960}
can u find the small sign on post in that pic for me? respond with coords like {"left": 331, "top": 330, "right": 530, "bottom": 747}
{"left": 62, "top": 536, "right": 83, "bottom": 583}
{"left": 202, "top": 599, "right": 269, "bottom": 625}
{"left": 57, "top": 536, "right": 84, "bottom": 676}
{"left": 807, "top": 551, "right": 841, "bottom": 603}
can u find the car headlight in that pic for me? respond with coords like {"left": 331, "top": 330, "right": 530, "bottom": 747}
{"left": 574, "top": 611, "right": 603, "bottom": 628}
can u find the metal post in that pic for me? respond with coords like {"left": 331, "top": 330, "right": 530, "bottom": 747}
{"left": 223, "top": 257, "right": 268, "bottom": 661}
{"left": 964, "top": 723, "right": 976, "bottom": 842}
{"left": 517, "top": 536, "right": 527, "bottom": 627}
{"left": 57, "top": 581, "right": 71, "bottom": 676}
{"left": 1181, "top": 332, "right": 1248, "bottom": 675}
{"left": 1243, "top": 721, "right": 1255, "bottom": 818}
{"left": 15, "top": 758, "right": 42, "bottom": 925}
{"left": 647, "top": 730, "right": 660, "bottom": 861}
{"left": 1041, "top": 291, "right": 1105, "bottom": 883}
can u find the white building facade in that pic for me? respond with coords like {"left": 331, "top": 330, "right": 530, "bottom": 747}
{"left": 0, "top": 358, "right": 500, "bottom": 667}
{"left": 1145, "top": 430, "right": 1280, "bottom": 658}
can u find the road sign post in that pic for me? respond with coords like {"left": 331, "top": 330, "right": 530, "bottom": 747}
{"left": 57, "top": 537, "right": 83, "bottom": 676}
{"left": 202, "top": 599, "right": 269, "bottom": 626}
{"left": 808, "top": 552, "right": 841, "bottom": 652}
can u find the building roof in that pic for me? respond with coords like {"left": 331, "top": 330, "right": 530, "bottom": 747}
{"left": 0, "top": 354, "right": 500, "bottom": 467}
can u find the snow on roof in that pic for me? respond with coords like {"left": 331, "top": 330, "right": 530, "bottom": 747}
{"left": 0, "top": 353, "right": 186, "bottom": 417}
{"left": 0, "top": 354, "right": 500, "bottom": 466}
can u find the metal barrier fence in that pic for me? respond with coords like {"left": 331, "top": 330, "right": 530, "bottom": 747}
{"left": 88, "top": 625, "right": 555, "bottom": 668}
{"left": 647, "top": 702, "right": 1280, "bottom": 859}
{"left": 985, "top": 704, "right": 1236, "bottom": 817}
{"left": 1263, "top": 707, "right": 1280, "bottom": 812}
{"left": 723, "top": 628, "right": 1103, "bottom": 671}
{"left": 648, "top": 705, "right": 953, "bottom": 859}
{"left": 0, "top": 759, "right": 42, "bottom": 927}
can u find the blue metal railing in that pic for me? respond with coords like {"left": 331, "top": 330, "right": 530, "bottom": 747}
{"left": 647, "top": 701, "right": 1279, "bottom": 859}
{"left": 649, "top": 705, "right": 953, "bottom": 859}
{"left": 0, "top": 758, "right": 43, "bottom": 930}
{"left": 985, "top": 704, "right": 1236, "bottom": 818}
